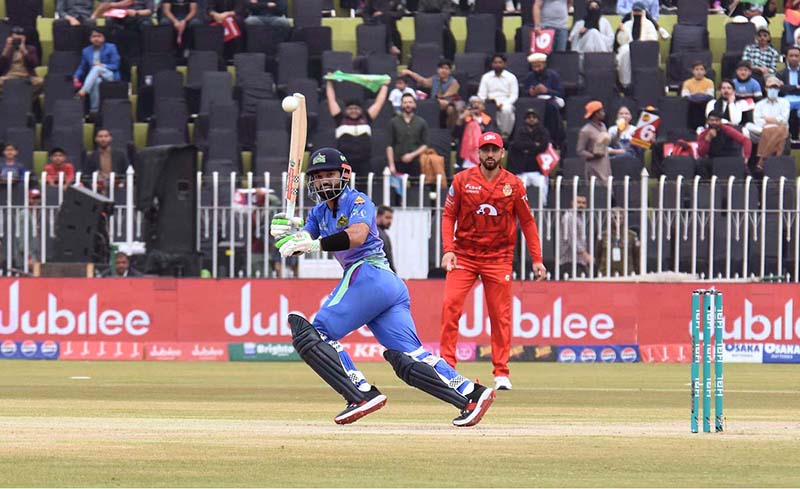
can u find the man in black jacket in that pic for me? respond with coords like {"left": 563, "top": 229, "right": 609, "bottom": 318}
{"left": 86, "top": 129, "right": 130, "bottom": 194}
{"left": 507, "top": 108, "right": 551, "bottom": 205}
{"left": 777, "top": 45, "right": 800, "bottom": 139}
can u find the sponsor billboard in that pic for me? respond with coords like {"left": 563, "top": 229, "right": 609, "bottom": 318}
{"left": 0, "top": 279, "right": 798, "bottom": 350}
{"left": 228, "top": 342, "right": 301, "bottom": 361}
{"left": 723, "top": 343, "right": 764, "bottom": 363}
{"left": 640, "top": 344, "right": 691, "bottom": 364}
{"left": 476, "top": 344, "right": 556, "bottom": 362}
{"left": 0, "top": 340, "right": 59, "bottom": 360}
{"left": 557, "top": 345, "right": 639, "bottom": 363}
{"left": 144, "top": 342, "right": 228, "bottom": 361}
{"left": 60, "top": 341, "right": 143, "bottom": 360}
{"left": 422, "top": 342, "right": 476, "bottom": 362}
{"left": 763, "top": 343, "right": 800, "bottom": 364}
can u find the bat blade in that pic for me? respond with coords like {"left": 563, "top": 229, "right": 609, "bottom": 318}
{"left": 286, "top": 93, "right": 307, "bottom": 220}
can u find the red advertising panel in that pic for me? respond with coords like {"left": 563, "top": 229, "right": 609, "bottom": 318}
{"left": 144, "top": 342, "right": 228, "bottom": 361}
{"left": 0, "top": 279, "right": 798, "bottom": 348}
{"left": 61, "top": 341, "right": 143, "bottom": 360}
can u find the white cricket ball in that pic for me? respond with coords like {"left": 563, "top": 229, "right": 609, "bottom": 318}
{"left": 282, "top": 96, "right": 299, "bottom": 113}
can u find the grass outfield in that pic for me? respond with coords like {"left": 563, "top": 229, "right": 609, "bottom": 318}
{"left": 0, "top": 361, "right": 799, "bottom": 487}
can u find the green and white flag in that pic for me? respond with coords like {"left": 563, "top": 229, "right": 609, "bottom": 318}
{"left": 324, "top": 70, "right": 391, "bottom": 93}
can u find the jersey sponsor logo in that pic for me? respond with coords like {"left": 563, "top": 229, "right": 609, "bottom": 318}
{"left": 465, "top": 183, "right": 482, "bottom": 194}
{"left": 502, "top": 183, "right": 512, "bottom": 197}
{"left": 476, "top": 203, "right": 498, "bottom": 216}
{"left": 448, "top": 185, "right": 455, "bottom": 197}
{"left": 354, "top": 196, "right": 365, "bottom": 205}
{"left": 337, "top": 215, "right": 349, "bottom": 227}
{"left": 350, "top": 208, "right": 366, "bottom": 218}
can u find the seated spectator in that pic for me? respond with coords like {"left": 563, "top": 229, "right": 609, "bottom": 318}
{"left": 325, "top": 77, "right": 390, "bottom": 180}
{"left": 697, "top": 111, "right": 752, "bottom": 176}
{"left": 560, "top": 195, "right": 591, "bottom": 278}
{"left": 455, "top": 96, "right": 495, "bottom": 170}
{"left": 742, "top": 27, "right": 780, "bottom": 82}
{"left": 389, "top": 76, "right": 416, "bottom": 113}
{"left": 615, "top": 2, "right": 659, "bottom": 87}
{"left": 733, "top": 60, "right": 762, "bottom": 124}
{"left": 86, "top": 129, "right": 130, "bottom": 193}
{"left": 387, "top": 93, "right": 429, "bottom": 176}
{"left": 243, "top": 0, "right": 291, "bottom": 42}
{"left": 533, "top": 0, "right": 569, "bottom": 52}
{"left": 616, "top": 0, "right": 669, "bottom": 39}
{"left": 0, "top": 143, "right": 27, "bottom": 182}
{"left": 73, "top": 27, "right": 121, "bottom": 114}
{"left": 608, "top": 105, "right": 643, "bottom": 162}
{"left": 0, "top": 26, "right": 43, "bottom": 96}
{"left": 705, "top": 79, "right": 743, "bottom": 127}
{"left": 777, "top": 45, "right": 800, "bottom": 113}
{"left": 682, "top": 61, "right": 715, "bottom": 100}
{"left": 570, "top": 0, "right": 614, "bottom": 54}
{"left": 93, "top": 0, "right": 154, "bottom": 64}
{"left": 401, "top": 60, "right": 460, "bottom": 127}
{"left": 56, "top": 0, "right": 95, "bottom": 25}
{"left": 159, "top": 0, "right": 202, "bottom": 48}
{"left": 785, "top": 0, "right": 800, "bottom": 49}
{"left": 507, "top": 108, "right": 551, "bottom": 205}
{"left": 364, "top": 1, "right": 403, "bottom": 57}
{"left": 730, "top": 0, "right": 773, "bottom": 27}
{"left": 524, "top": 53, "right": 564, "bottom": 109}
{"left": 101, "top": 251, "right": 143, "bottom": 277}
{"left": 683, "top": 61, "right": 716, "bottom": 129}
{"left": 577, "top": 100, "right": 611, "bottom": 184}
{"left": 478, "top": 54, "right": 519, "bottom": 136}
{"left": 44, "top": 147, "right": 76, "bottom": 187}
{"left": 746, "top": 76, "right": 790, "bottom": 171}
{"left": 207, "top": 0, "right": 246, "bottom": 61}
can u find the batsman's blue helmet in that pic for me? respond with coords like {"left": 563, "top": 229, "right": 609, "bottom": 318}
{"left": 306, "top": 148, "right": 352, "bottom": 203}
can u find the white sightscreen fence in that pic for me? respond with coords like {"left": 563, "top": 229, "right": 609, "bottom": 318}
{"left": 2, "top": 169, "right": 798, "bottom": 282}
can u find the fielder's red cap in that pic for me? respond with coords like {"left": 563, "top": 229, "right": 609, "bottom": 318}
{"left": 478, "top": 131, "right": 503, "bottom": 148}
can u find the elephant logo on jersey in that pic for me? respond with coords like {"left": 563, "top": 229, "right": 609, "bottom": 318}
{"left": 476, "top": 204, "right": 498, "bottom": 216}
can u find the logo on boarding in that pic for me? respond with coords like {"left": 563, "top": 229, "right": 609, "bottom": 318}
{"left": 20, "top": 340, "right": 37, "bottom": 357}
{"left": 580, "top": 348, "right": 597, "bottom": 362}
{"left": 620, "top": 347, "right": 638, "bottom": 362}
{"left": 600, "top": 347, "right": 617, "bottom": 362}
{"left": 558, "top": 348, "right": 576, "bottom": 362}
{"left": 502, "top": 183, "right": 512, "bottom": 197}
{"left": 0, "top": 340, "right": 16, "bottom": 357}
{"left": 40, "top": 340, "right": 58, "bottom": 358}
{"left": 476, "top": 204, "right": 498, "bottom": 216}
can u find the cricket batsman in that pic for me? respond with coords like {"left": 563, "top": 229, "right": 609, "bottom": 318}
{"left": 440, "top": 132, "right": 547, "bottom": 391}
{"left": 271, "top": 147, "right": 495, "bottom": 426}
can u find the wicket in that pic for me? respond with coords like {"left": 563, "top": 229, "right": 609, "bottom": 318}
{"left": 691, "top": 289, "right": 724, "bottom": 433}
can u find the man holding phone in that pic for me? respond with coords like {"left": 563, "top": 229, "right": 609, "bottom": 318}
{"left": 0, "top": 26, "right": 43, "bottom": 96}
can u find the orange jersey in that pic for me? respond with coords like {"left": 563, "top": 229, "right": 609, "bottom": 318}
{"left": 442, "top": 166, "right": 543, "bottom": 263}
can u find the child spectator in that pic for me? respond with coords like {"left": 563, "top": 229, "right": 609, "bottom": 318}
{"left": 683, "top": 61, "right": 715, "bottom": 129}
{"left": 733, "top": 60, "right": 763, "bottom": 100}
{"left": 389, "top": 76, "right": 416, "bottom": 113}
{"left": 0, "top": 143, "right": 27, "bottom": 182}
{"left": 44, "top": 147, "right": 76, "bottom": 187}
{"left": 682, "top": 61, "right": 715, "bottom": 100}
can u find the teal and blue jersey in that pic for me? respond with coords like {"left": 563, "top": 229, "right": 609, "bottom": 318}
{"left": 304, "top": 186, "right": 387, "bottom": 269}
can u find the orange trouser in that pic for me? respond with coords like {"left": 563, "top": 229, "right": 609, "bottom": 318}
{"left": 440, "top": 254, "right": 512, "bottom": 377}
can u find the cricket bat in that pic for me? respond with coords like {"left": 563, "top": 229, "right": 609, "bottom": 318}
{"left": 285, "top": 93, "right": 307, "bottom": 220}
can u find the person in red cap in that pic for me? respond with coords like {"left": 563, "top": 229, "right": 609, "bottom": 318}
{"left": 440, "top": 131, "right": 547, "bottom": 391}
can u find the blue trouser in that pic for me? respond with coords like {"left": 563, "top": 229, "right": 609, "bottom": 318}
{"left": 82, "top": 66, "right": 114, "bottom": 111}
{"left": 313, "top": 260, "right": 472, "bottom": 395}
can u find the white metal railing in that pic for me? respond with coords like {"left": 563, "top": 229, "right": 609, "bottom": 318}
{"left": 2, "top": 169, "right": 798, "bottom": 282}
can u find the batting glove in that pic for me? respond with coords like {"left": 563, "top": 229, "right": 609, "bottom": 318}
{"left": 276, "top": 230, "right": 320, "bottom": 257}
{"left": 270, "top": 212, "right": 304, "bottom": 239}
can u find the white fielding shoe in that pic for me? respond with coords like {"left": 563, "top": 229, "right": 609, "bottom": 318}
{"left": 494, "top": 376, "right": 513, "bottom": 391}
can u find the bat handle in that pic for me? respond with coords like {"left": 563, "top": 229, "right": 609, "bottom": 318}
{"left": 286, "top": 201, "right": 296, "bottom": 222}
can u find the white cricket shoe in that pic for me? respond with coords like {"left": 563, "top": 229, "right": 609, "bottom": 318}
{"left": 494, "top": 376, "right": 513, "bottom": 391}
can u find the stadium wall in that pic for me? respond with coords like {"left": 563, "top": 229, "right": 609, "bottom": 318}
{"left": 0, "top": 279, "right": 798, "bottom": 363}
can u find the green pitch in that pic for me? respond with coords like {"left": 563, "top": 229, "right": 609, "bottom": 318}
{"left": 1, "top": 361, "right": 798, "bottom": 487}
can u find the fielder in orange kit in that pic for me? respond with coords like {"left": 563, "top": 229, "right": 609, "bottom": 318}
{"left": 440, "top": 131, "right": 547, "bottom": 391}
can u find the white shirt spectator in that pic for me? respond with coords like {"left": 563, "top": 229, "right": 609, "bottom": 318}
{"left": 753, "top": 96, "right": 791, "bottom": 128}
{"left": 478, "top": 69, "right": 519, "bottom": 135}
{"left": 704, "top": 98, "right": 742, "bottom": 127}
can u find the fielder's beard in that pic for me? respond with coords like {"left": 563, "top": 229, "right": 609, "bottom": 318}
{"left": 482, "top": 158, "right": 499, "bottom": 171}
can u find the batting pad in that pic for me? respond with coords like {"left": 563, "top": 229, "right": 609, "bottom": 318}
{"left": 384, "top": 349, "right": 468, "bottom": 409}
{"left": 289, "top": 314, "right": 369, "bottom": 404}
